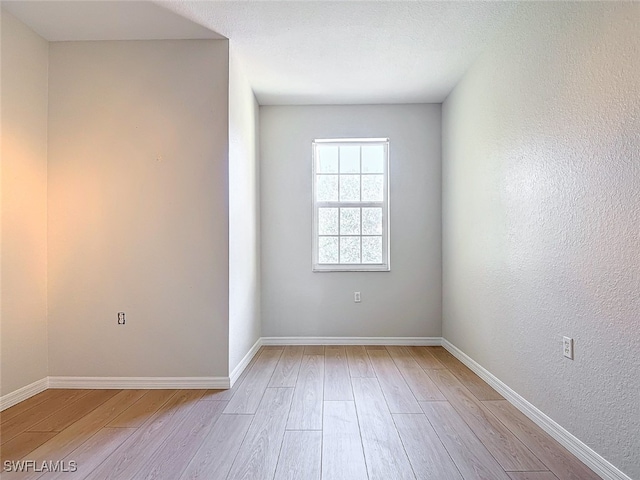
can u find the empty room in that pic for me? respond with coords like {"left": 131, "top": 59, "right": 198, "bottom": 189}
{"left": 1, "top": 1, "right": 638, "bottom": 479}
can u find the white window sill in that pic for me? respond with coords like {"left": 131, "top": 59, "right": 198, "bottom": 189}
{"left": 313, "top": 265, "right": 390, "bottom": 272}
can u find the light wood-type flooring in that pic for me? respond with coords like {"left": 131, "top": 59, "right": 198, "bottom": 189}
{"left": 0, "top": 346, "right": 601, "bottom": 479}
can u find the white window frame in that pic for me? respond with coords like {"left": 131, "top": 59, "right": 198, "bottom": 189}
{"left": 312, "top": 138, "right": 390, "bottom": 272}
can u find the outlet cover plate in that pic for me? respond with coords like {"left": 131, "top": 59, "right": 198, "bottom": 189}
{"left": 563, "top": 336, "right": 573, "bottom": 359}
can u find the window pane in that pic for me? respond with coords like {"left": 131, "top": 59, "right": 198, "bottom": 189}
{"left": 317, "top": 175, "right": 338, "bottom": 201}
{"left": 362, "top": 208, "right": 382, "bottom": 235}
{"left": 340, "top": 237, "right": 361, "bottom": 263}
{"left": 317, "top": 146, "right": 338, "bottom": 173}
{"left": 362, "top": 175, "right": 383, "bottom": 201}
{"left": 362, "top": 236, "right": 382, "bottom": 263}
{"left": 340, "top": 208, "right": 360, "bottom": 235}
{"left": 313, "top": 140, "right": 388, "bottom": 270}
{"left": 339, "top": 175, "right": 360, "bottom": 201}
{"left": 319, "top": 236, "right": 339, "bottom": 263}
{"left": 318, "top": 208, "right": 338, "bottom": 235}
{"left": 362, "top": 145, "right": 384, "bottom": 173}
{"left": 339, "top": 146, "right": 360, "bottom": 173}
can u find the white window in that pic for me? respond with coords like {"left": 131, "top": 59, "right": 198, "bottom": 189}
{"left": 312, "top": 138, "right": 390, "bottom": 272}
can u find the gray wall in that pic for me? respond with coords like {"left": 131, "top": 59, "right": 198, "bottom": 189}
{"left": 1, "top": 11, "right": 49, "bottom": 396}
{"left": 229, "top": 52, "right": 261, "bottom": 373}
{"left": 47, "top": 39, "right": 231, "bottom": 378}
{"left": 442, "top": 3, "right": 639, "bottom": 477}
{"left": 260, "top": 104, "right": 441, "bottom": 338}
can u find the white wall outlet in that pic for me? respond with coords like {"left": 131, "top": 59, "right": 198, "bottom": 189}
{"left": 563, "top": 336, "right": 573, "bottom": 359}
{"left": 354, "top": 292, "right": 361, "bottom": 303}
{"left": 117, "top": 312, "right": 126, "bottom": 325}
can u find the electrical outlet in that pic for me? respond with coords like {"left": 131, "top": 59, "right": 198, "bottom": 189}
{"left": 117, "top": 312, "right": 126, "bottom": 325}
{"left": 563, "top": 336, "right": 573, "bottom": 359}
{"left": 354, "top": 292, "right": 361, "bottom": 303}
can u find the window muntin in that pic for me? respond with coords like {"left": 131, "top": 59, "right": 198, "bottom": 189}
{"left": 312, "top": 138, "right": 389, "bottom": 272}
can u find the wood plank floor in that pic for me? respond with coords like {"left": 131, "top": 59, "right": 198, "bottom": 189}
{"left": 0, "top": 346, "right": 601, "bottom": 480}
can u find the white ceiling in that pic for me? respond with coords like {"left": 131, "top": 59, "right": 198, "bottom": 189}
{"left": 2, "top": 1, "right": 519, "bottom": 105}
{"left": 160, "top": 1, "right": 518, "bottom": 105}
{"left": 1, "top": 1, "right": 224, "bottom": 41}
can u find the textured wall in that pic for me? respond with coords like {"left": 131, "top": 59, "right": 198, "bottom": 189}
{"left": 229, "top": 51, "right": 261, "bottom": 373}
{"left": 442, "top": 3, "right": 639, "bottom": 477}
{"left": 261, "top": 104, "right": 441, "bottom": 338}
{"left": 47, "top": 40, "right": 230, "bottom": 378}
{"left": 1, "top": 11, "right": 49, "bottom": 396}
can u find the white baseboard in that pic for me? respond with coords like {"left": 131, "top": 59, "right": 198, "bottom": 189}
{"left": 229, "top": 337, "right": 263, "bottom": 387}
{"left": 0, "top": 377, "right": 49, "bottom": 411}
{"left": 48, "top": 376, "right": 230, "bottom": 389}
{"left": 261, "top": 336, "right": 442, "bottom": 346}
{"left": 442, "top": 339, "right": 631, "bottom": 480}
